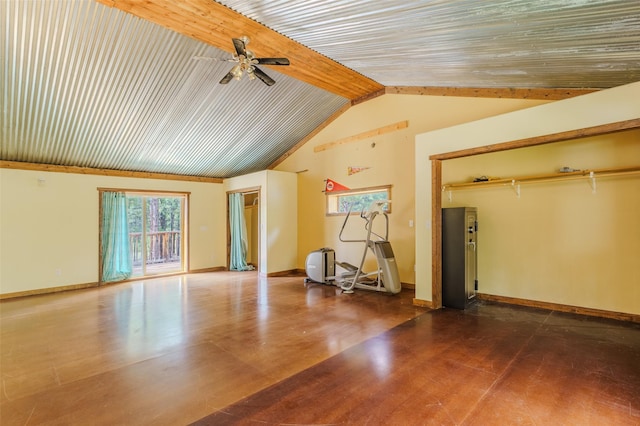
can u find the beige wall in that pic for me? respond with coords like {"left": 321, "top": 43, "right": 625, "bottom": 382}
{"left": 243, "top": 206, "right": 258, "bottom": 265}
{"left": 4, "top": 84, "right": 637, "bottom": 314}
{"left": 0, "top": 166, "right": 296, "bottom": 294}
{"left": 416, "top": 81, "right": 640, "bottom": 314}
{"left": 277, "top": 94, "right": 548, "bottom": 284}
{"left": 224, "top": 170, "right": 297, "bottom": 275}
{"left": 266, "top": 170, "right": 298, "bottom": 273}
{"left": 0, "top": 168, "right": 226, "bottom": 295}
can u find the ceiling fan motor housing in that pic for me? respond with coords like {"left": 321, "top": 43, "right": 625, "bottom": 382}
{"left": 219, "top": 36, "right": 290, "bottom": 86}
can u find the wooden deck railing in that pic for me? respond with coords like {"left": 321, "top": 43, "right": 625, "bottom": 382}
{"left": 129, "top": 231, "right": 181, "bottom": 266}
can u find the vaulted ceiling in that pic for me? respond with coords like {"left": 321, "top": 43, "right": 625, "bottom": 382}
{"left": 2, "top": 0, "right": 639, "bottom": 179}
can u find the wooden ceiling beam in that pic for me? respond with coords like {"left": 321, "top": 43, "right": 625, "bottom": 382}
{"left": 95, "top": 0, "right": 384, "bottom": 101}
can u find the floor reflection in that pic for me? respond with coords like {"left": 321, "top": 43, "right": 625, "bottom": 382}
{"left": 113, "top": 278, "right": 188, "bottom": 356}
{"left": 0, "top": 272, "right": 427, "bottom": 425}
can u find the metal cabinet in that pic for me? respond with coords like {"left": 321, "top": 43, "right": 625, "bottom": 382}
{"left": 442, "top": 207, "right": 478, "bottom": 309}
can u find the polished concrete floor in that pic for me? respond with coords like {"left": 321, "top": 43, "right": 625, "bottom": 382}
{"left": 195, "top": 302, "right": 640, "bottom": 425}
{"left": 0, "top": 272, "right": 426, "bottom": 425}
{"left": 2, "top": 273, "right": 639, "bottom": 425}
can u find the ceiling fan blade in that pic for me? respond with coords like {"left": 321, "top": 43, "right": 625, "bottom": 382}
{"left": 255, "top": 57, "right": 290, "bottom": 66}
{"left": 192, "top": 56, "right": 236, "bottom": 63}
{"left": 219, "top": 71, "right": 234, "bottom": 84}
{"left": 232, "top": 38, "right": 247, "bottom": 57}
{"left": 252, "top": 67, "right": 276, "bottom": 86}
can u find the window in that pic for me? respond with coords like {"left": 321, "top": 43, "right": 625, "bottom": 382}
{"left": 326, "top": 185, "right": 392, "bottom": 215}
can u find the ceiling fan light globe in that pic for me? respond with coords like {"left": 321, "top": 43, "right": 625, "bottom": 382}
{"left": 231, "top": 64, "right": 243, "bottom": 79}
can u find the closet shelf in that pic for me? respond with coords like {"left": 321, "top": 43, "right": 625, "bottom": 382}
{"left": 442, "top": 166, "right": 640, "bottom": 192}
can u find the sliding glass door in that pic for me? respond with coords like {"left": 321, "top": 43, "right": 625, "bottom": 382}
{"left": 127, "top": 194, "right": 185, "bottom": 277}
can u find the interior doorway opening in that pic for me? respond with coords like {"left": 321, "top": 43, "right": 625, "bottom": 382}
{"left": 227, "top": 187, "right": 261, "bottom": 272}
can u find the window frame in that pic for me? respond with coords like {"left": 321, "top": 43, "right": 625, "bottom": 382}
{"left": 325, "top": 184, "right": 392, "bottom": 216}
{"left": 97, "top": 188, "right": 189, "bottom": 281}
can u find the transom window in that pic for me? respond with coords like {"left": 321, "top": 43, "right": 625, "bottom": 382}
{"left": 326, "top": 185, "right": 392, "bottom": 215}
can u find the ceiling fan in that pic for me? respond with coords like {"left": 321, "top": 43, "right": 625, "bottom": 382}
{"left": 206, "top": 36, "right": 290, "bottom": 86}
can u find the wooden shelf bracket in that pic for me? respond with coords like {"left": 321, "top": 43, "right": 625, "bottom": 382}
{"left": 589, "top": 171, "right": 597, "bottom": 194}
{"left": 511, "top": 180, "right": 521, "bottom": 198}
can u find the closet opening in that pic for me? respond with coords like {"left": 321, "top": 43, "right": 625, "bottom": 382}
{"left": 227, "top": 187, "right": 261, "bottom": 272}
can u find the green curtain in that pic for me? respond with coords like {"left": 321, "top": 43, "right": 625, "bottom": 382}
{"left": 229, "top": 193, "right": 254, "bottom": 271}
{"left": 101, "top": 191, "right": 133, "bottom": 282}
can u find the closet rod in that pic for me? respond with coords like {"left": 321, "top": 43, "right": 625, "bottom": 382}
{"left": 442, "top": 165, "right": 640, "bottom": 191}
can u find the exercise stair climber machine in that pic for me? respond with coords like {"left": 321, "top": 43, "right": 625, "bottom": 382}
{"left": 305, "top": 201, "right": 402, "bottom": 294}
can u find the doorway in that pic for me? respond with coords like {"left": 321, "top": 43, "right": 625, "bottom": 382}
{"left": 227, "top": 188, "right": 260, "bottom": 271}
{"left": 127, "top": 193, "right": 186, "bottom": 277}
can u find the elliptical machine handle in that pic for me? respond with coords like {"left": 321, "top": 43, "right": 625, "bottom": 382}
{"left": 339, "top": 203, "right": 367, "bottom": 243}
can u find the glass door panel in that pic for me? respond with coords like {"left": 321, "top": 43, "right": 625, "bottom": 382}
{"left": 127, "top": 194, "right": 184, "bottom": 278}
{"left": 127, "top": 196, "right": 144, "bottom": 277}
{"left": 145, "top": 197, "right": 183, "bottom": 276}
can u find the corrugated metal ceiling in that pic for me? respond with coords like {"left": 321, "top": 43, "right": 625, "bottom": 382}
{"left": 2, "top": 0, "right": 639, "bottom": 179}
{"left": 219, "top": 0, "right": 640, "bottom": 88}
{"left": 1, "top": 0, "right": 348, "bottom": 178}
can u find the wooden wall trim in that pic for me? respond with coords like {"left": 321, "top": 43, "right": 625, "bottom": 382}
{"left": 430, "top": 118, "right": 640, "bottom": 161}
{"left": 185, "top": 193, "right": 191, "bottom": 273}
{"left": 0, "top": 269, "right": 227, "bottom": 299}
{"left": 266, "top": 269, "right": 300, "bottom": 277}
{"left": 477, "top": 293, "right": 640, "bottom": 324}
{"left": 412, "top": 298, "right": 435, "bottom": 309}
{"left": 226, "top": 186, "right": 262, "bottom": 195}
{"left": 97, "top": 187, "right": 191, "bottom": 195}
{"left": 0, "top": 282, "right": 100, "bottom": 300}
{"left": 431, "top": 160, "right": 443, "bottom": 309}
{"left": 189, "top": 266, "right": 227, "bottom": 274}
{"left": 98, "top": 192, "right": 104, "bottom": 283}
{"left": 0, "top": 160, "right": 223, "bottom": 183}
{"left": 313, "top": 120, "right": 409, "bottom": 153}
{"left": 386, "top": 86, "right": 599, "bottom": 100}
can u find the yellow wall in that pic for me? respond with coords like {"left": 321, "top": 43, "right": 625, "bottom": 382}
{"left": 0, "top": 169, "right": 226, "bottom": 295}
{"left": 266, "top": 170, "right": 298, "bottom": 273}
{"left": 224, "top": 170, "right": 298, "bottom": 274}
{"left": 243, "top": 206, "right": 259, "bottom": 265}
{"left": 442, "top": 131, "right": 640, "bottom": 313}
{"left": 416, "top": 81, "right": 640, "bottom": 314}
{"left": 4, "top": 84, "right": 637, "bottom": 314}
{"left": 277, "top": 94, "right": 548, "bottom": 284}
